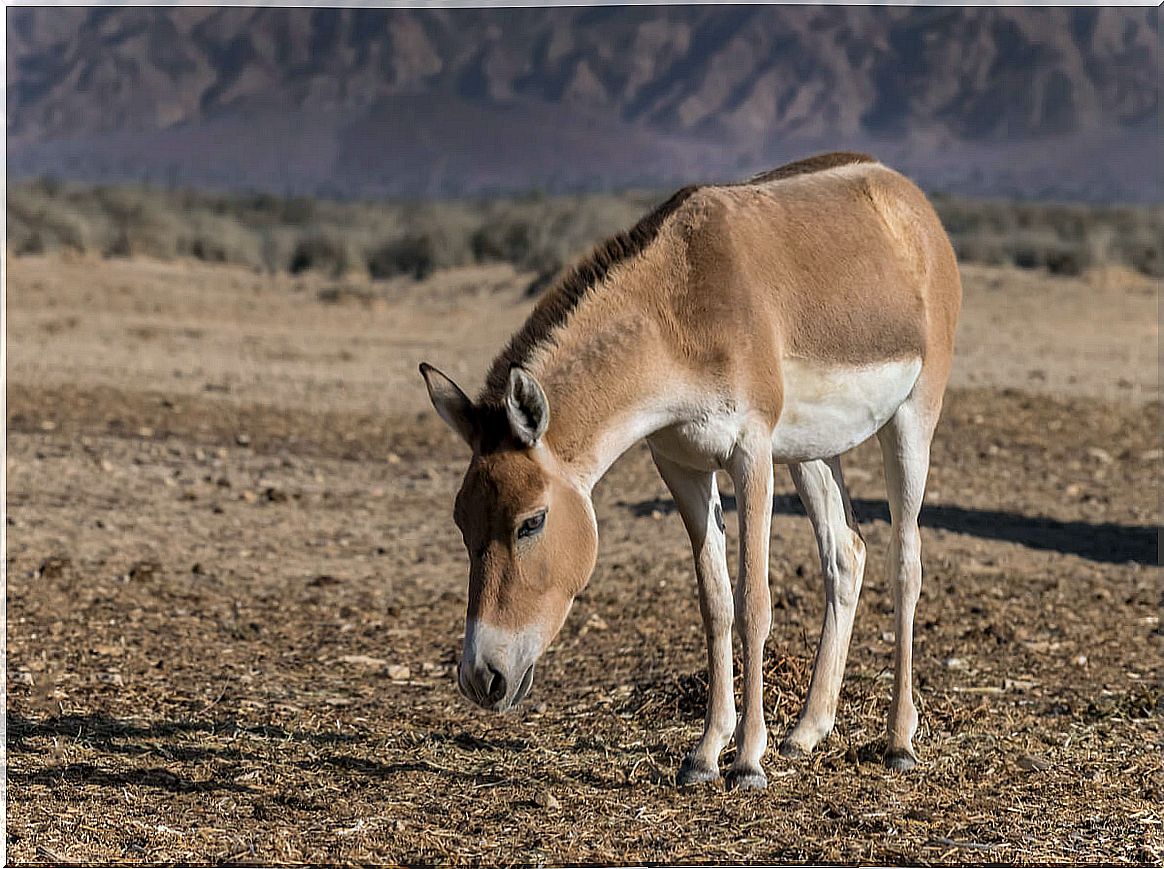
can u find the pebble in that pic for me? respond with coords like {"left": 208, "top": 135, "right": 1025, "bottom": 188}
{"left": 387, "top": 664, "right": 411, "bottom": 681}
{"left": 535, "top": 792, "right": 560, "bottom": 810}
{"left": 1016, "top": 753, "right": 1051, "bottom": 772}
{"left": 339, "top": 654, "right": 389, "bottom": 668}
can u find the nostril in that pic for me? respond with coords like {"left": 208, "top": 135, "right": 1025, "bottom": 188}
{"left": 485, "top": 664, "right": 507, "bottom": 703}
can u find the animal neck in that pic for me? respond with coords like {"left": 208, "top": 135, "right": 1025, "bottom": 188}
{"left": 529, "top": 301, "right": 682, "bottom": 493}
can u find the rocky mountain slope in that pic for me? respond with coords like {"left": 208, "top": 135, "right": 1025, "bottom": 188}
{"left": 6, "top": 6, "right": 1159, "bottom": 200}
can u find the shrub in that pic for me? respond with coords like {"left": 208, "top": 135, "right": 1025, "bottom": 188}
{"left": 289, "top": 233, "right": 350, "bottom": 276}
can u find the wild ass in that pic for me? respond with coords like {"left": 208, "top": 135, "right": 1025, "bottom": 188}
{"left": 420, "top": 152, "right": 961, "bottom": 789}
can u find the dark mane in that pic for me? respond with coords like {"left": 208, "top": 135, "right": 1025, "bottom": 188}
{"left": 747, "top": 151, "right": 875, "bottom": 185}
{"left": 478, "top": 151, "right": 877, "bottom": 406}
{"left": 479, "top": 184, "right": 701, "bottom": 403}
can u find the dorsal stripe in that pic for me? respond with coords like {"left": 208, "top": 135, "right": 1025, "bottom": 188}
{"left": 479, "top": 151, "right": 876, "bottom": 406}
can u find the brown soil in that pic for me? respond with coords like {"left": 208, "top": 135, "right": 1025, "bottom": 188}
{"left": 6, "top": 254, "right": 1161, "bottom": 865}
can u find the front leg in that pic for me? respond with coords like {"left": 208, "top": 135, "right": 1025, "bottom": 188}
{"left": 726, "top": 441, "right": 774, "bottom": 790}
{"left": 650, "top": 449, "right": 736, "bottom": 786}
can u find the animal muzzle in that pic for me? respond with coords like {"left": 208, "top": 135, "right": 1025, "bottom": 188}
{"left": 457, "top": 659, "right": 535, "bottom": 711}
{"left": 457, "top": 620, "right": 541, "bottom": 712}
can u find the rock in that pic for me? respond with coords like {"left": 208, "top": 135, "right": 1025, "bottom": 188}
{"left": 1086, "top": 447, "right": 1113, "bottom": 464}
{"left": 583, "top": 613, "right": 609, "bottom": 632}
{"left": 126, "top": 561, "right": 161, "bottom": 581}
{"left": 339, "top": 654, "right": 389, "bottom": 668}
{"left": 1016, "top": 753, "right": 1051, "bottom": 772}
{"left": 387, "top": 664, "right": 411, "bottom": 681}
{"left": 1004, "top": 677, "right": 1038, "bottom": 691}
{"left": 535, "top": 791, "right": 560, "bottom": 810}
{"left": 235, "top": 433, "right": 252, "bottom": 446}
{"left": 36, "top": 556, "right": 72, "bottom": 579}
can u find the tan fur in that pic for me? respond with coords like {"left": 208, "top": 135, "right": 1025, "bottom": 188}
{"left": 425, "top": 154, "right": 961, "bottom": 764}
{"left": 518, "top": 155, "right": 960, "bottom": 472}
{"left": 451, "top": 151, "right": 960, "bottom": 625}
{"left": 454, "top": 449, "right": 596, "bottom": 632}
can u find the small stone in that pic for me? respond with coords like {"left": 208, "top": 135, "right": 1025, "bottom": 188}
{"left": 943, "top": 657, "right": 967, "bottom": 670}
{"left": 138, "top": 426, "right": 154, "bottom": 438}
{"left": 1086, "top": 447, "right": 1113, "bottom": 464}
{"left": 1072, "top": 654, "right": 1088, "bottom": 667}
{"left": 100, "top": 459, "right": 115, "bottom": 473}
{"left": 241, "top": 490, "right": 258, "bottom": 503}
{"left": 36, "top": 556, "right": 72, "bottom": 579}
{"left": 535, "top": 791, "right": 560, "bottom": 810}
{"left": 585, "top": 614, "right": 609, "bottom": 631}
{"left": 235, "top": 433, "right": 251, "bottom": 446}
{"left": 339, "top": 654, "right": 389, "bottom": 668}
{"left": 40, "top": 420, "right": 56, "bottom": 432}
{"left": 1005, "top": 677, "right": 1038, "bottom": 691}
{"left": 1016, "top": 753, "right": 1051, "bottom": 772}
{"left": 387, "top": 664, "right": 411, "bottom": 681}
{"left": 386, "top": 453, "right": 402, "bottom": 465}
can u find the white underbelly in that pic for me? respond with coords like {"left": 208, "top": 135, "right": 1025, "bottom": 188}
{"left": 770, "top": 357, "right": 922, "bottom": 462}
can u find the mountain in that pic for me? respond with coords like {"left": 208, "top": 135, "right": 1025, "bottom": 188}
{"left": 6, "top": 6, "right": 1160, "bottom": 201}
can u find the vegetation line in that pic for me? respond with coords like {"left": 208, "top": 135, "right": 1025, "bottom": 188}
{"left": 8, "top": 178, "right": 1162, "bottom": 284}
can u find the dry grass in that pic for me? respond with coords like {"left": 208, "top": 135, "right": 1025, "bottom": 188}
{"left": 8, "top": 179, "right": 1163, "bottom": 286}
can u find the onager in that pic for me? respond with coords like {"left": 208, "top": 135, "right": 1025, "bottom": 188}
{"left": 421, "top": 152, "right": 961, "bottom": 789}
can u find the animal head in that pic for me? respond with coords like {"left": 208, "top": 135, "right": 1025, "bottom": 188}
{"left": 420, "top": 363, "right": 599, "bottom": 711}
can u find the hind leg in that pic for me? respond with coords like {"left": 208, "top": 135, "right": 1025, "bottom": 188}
{"left": 876, "top": 398, "right": 940, "bottom": 770}
{"left": 780, "top": 457, "right": 866, "bottom": 758}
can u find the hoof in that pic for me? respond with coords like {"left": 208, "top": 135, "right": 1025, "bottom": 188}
{"left": 725, "top": 766, "right": 768, "bottom": 791}
{"left": 884, "top": 748, "right": 918, "bottom": 771}
{"left": 779, "top": 738, "right": 812, "bottom": 760}
{"left": 676, "top": 756, "right": 720, "bottom": 787}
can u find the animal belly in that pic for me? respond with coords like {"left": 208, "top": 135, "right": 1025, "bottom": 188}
{"left": 770, "top": 357, "right": 922, "bottom": 462}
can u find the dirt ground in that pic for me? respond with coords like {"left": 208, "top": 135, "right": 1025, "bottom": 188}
{"left": 5, "top": 253, "right": 1161, "bottom": 865}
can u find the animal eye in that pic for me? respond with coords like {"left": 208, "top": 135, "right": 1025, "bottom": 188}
{"left": 517, "top": 510, "right": 547, "bottom": 539}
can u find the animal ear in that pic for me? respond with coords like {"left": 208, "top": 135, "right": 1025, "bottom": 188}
{"left": 419, "top": 363, "right": 476, "bottom": 446}
{"left": 505, "top": 367, "right": 550, "bottom": 447}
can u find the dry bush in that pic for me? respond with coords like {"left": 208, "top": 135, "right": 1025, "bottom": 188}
{"left": 8, "top": 179, "right": 1162, "bottom": 282}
